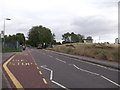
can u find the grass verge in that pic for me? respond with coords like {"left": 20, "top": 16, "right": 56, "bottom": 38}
{"left": 3, "top": 47, "right": 22, "bottom": 53}
{"left": 48, "top": 43, "right": 119, "bottom": 63}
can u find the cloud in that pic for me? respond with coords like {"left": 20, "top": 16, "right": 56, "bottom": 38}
{"left": 0, "top": 0, "right": 118, "bottom": 43}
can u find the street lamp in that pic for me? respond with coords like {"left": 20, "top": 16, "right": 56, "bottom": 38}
{"left": 3, "top": 18, "right": 11, "bottom": 48}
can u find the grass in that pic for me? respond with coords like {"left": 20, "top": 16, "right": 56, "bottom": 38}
{"left": 3, "top": 47, "right": 22, "bottom": 53}
{"left": 48, "top": 43, "right": 119, "bottom": 63}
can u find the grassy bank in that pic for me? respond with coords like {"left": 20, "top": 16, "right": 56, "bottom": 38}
{"left": 3, "top": 47, "right": 22, "bottom": 53}
{"left": 48, "top": 43, "right": 119, "bottom": 63}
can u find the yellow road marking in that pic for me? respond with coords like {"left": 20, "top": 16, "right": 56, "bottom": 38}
{"left": 18, "top": 63, "right": 20, "bottom": 65}
{"left": 9, "top": 62, "right": 11, "bottom": 65}
{"left": 13, "top": 63, "right": 15, "bottom": 66}
{"left": 3, "top": 55, "right": 23, "bottom": 88}
{"left": 25, "top": 63, "right": 28, "bottom": 65}
{"left": 27, "top": 63, "right": 30, "bottom": 65}
{"left": 39, "top": 71, "right": 42, "bottom": 75}
{"left": 43, "top": 78, "right": 47, "bottom": 84}
{"left": 22, "top": 63, "right": 24, "bottom": 65}
{"left": 37, "top": 67, "right": 39, "bottom": 69}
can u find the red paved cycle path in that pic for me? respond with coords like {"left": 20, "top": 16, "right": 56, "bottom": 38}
{"left": 3, "top": 51, "right": 48, "bottom": 89}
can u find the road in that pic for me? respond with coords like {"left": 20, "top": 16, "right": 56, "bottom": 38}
{"left": 2, "top": 51, "right": 48, "bottom": 89}
{"left": 30, "top": 48, "right": 119, "bottom": 89}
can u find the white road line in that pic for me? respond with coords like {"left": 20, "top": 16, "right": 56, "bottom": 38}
{"left": 51, "top": 80, "right": 68, "bottom": 89}
{"left": 101, "top": 75, "right": 120, "bottom": 87}
{"left": 48, "top": 55, "right": 53, "bottom": 58}
{"left": 72, "top": 64, "right": 99, "bottom": 76}
{"left": 67, "top": 57, "right": 119, "bottom": 72}
{"left": 71, "top": 64, "right": 120, "bottom": 87}
{"left": 41, "top": 65, "right": 69, "bottom": 90}
{"left": 49, "top": 50, "right": 119, "bottom": 72}
{"left": 56, "top": 58, "right": 66, "bottom": 63}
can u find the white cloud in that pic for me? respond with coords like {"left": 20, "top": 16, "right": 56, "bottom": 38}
{"left": 0, "top": 0, "right": 118, "bottom": 43}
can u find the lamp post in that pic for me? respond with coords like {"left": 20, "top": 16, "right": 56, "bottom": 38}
{"left": 3, "top": 18, "right": 11, "bottom": 48}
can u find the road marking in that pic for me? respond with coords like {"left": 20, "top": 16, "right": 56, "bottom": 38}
{"left": 39, "top": 71, "right": 42, "bottom": 75}
{"left": 27, "top": 63, "right": 30, "bottom": 65}
{"left": 50, "top": 50, "right": 119, "bottom": 72}
{"left": 43, "top": 78, "right": 47, "bottom": 84}
{"left": 31, "top": 63, "right": 33, "bottom": 65}
{"left": 18, "top": 63, "right": 20, "bottom": 65}
{"left": 70, "top": 64, "right": 120, "bottom": 87}
{"left": 51, "top": 80, "right": 68, "bottom": 89}
{"left": 22, "top": 63, "right": 24, "bottom": 65}
{"left": 101, "top": 75, "right": 120, "bottom": 87}
{"left": 9, "top": 62, "right": 11, "bottom": 65}
{"left": 25, "top": 63, "right": 28, "bottom": 65}
{"left": 41, "top": 65, "right": 68, "bottom": 90}
{"left": 37, "top": 67, "right": 39, "bottom": 69}
{"left": 72, "top": 64, "right": 99, "bottom": 76}
{"left": 48, "top": 55, "right": 53, "bottom": 58}
{"left": 56, "top": 58, "right": 66, "bottom": 63}
{"left": 3, "top": 55, "right": 23, "bottom": 88}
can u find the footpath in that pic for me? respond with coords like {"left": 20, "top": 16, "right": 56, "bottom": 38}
{"left": 2, "top": 51, "right": 48, "bottom": 89}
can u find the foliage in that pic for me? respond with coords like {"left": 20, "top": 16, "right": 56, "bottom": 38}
{"left": 3, "top": 47, "right": 22, "bottom": 53}
{"left": 5, "top": 33, "right": 25, "bottom": 45}
{"left": 62, "top": 32, "right": 86, "bottom": 44}
{"left": 28, "top": 25, "right": 55, "bottom": 46}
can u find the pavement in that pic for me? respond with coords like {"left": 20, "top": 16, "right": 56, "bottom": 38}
{"left": 30, "top": 48, "right": 119, "bottom": 89}
{"left": 2, "top": 51, "right": 48, "bottom": 89}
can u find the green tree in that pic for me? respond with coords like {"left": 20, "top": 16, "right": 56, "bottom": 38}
{"left": 62, "top": 32, "right": 71, "bottom": 43}
{"left": 5, "top": 33, "right": 25, "bottom": 45}
{"left": 77, "top": 34, "right": 84, "bottom": 43}
{"left": 28, "top": 25, "right": 54, "bottom": 46}
{"left": 62, "top": 32, "right": 84, "bottom": 44}
{"left": 86, "top": 36, "right": 92, "bottom": 40}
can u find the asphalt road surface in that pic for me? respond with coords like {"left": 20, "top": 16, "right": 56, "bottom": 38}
{"left": 30, "top": 48, "right": 120, "bottom": 89}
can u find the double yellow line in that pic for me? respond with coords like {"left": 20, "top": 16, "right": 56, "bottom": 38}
{"left": 3, "top": 55, "right": 23, "bottom": 89}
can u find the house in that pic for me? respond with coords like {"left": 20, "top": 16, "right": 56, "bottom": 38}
{"left": 83, "top": 39, "right": 93, "bottom": 43}
{"left": 115, "top": 38, "right": 119, "bottom": 44}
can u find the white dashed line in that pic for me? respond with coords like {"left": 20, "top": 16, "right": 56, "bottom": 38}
{"left": 56, "top": 58, "right": 66, "bottom": 63}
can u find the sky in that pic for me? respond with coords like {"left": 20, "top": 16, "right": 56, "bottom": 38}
{"left": 0, "top": 0, "right": 119, "bottom": 43}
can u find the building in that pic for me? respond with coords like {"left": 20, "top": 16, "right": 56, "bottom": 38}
{"left": 115, "top": 38, "right": 119, "bottom": 44}
{"left": 83, "top": 39, "right": 93, "bottom": 43}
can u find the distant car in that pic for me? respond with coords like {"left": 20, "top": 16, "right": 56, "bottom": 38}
{"left": 36, "top": 44, "right": 43, "bottom": 49}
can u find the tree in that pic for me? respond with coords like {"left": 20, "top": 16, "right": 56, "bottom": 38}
{"left": 71, "top": 32, "right": 79, "bottom": 43}
{"left": 5, "top": 33, "right": 25, "bottom": 45}
{"left": 28, "top": 25, "right": 54, "bottom": 46}
{"left": 62, "top": 32, "right": 84, "bottom": 44}
{"left": 62, "top": 32, "right": 71, "bottom": 43}
{"left": 86, "top": 36, "right": 92, "bottom": 40}
{"left": 77, "top": 34, "right": 84, "bottom": 43}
